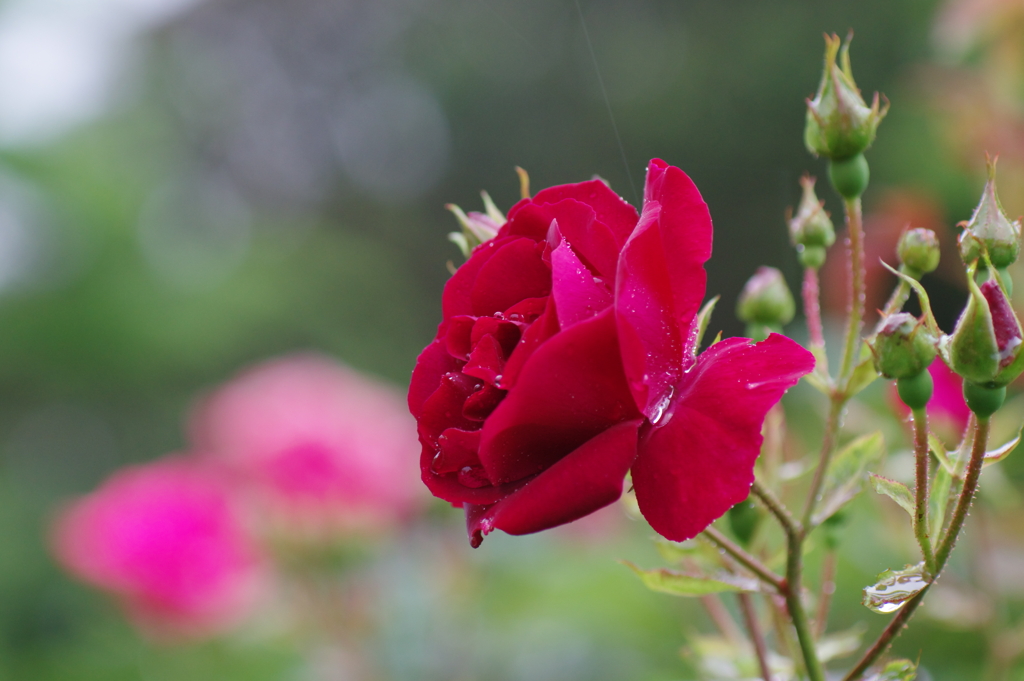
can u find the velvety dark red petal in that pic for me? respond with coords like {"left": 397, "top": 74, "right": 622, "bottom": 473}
{"left": 444, "top": 316, "right": 476, "bottom": 360}
{"left": 631, "top": 334, "right": 814, "bottom": 542}
{"left": 471, "top": 238, "right": 551, "bottom": 317}
{"left": 463, "top": 334, "right": 506, "bottom": 385}
{"left": 432, "top": 428, "right": 482, "bottom": 474}
{"left": 470, "top": 318, "right": 521, "bottom": 357}
{"left": 551, "top": 238, "right": 613, "bottom": 328}
{"left": 421, "top": 438, "right": 530, "bottom": 507}
{"left": 408, "top": 340, "right": 462, "bottom": 418}
{"left": 643, "top": 159, "right": 713, "bottom": 357}
{"left": 442, "top": 236, "right": 513, "bottom": 319}
{"left": 533, "top": 179, "right": 639, "bottom": 246}
{"left": 478, "top": 307, "right": 640, "bottom": 484}
{"left": 615, "top": 202, "right": 683, "bottom": 420}
{"left": 466, "top": 418, "right": 642, "bottom": 546}
{"left": 417, "top": 371, "right": 482, "bottom": 446}
{"left": 502, "top": 202, "right": 558, "bottom": 242}
{"left": 500, "top": 296, "right": 559, "bottom": 390}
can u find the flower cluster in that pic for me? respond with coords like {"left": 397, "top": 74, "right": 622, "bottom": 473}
{"left": 52, "top": 355, "right": 421, "bottom": 637}
{"left": 410, "top": 160, "right": 814, "bottom": 546}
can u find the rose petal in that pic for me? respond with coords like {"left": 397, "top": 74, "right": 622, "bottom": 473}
{"left": 442, "top": 236, "right": 512, "bottom": 319}
{"left": 478, "top": 308, "right": 640, "bottom": 484}
{"left": 615, "top": 201, "right": 683, "bottom": 420}
{"left": 551, "top": 238, "right": 613, "bottom": 328}
{"left": 644, "top": 159, "right": 713, "bottom": 356}
{"left": 408, "top": 340, "right": 461, "bottom": 419}
{"left": 463, "top": 334, "right": 506, "bottom": 385}
{"left": 466, "top": 418, "right": 642, "bottom": 546}
{"left": 471, "top": 238, "right": 551, "bottom": 317}
{"left": 631, "top": 334, "right": 814, "bottom": 541}
{"left": 500, "top": 296, "right": 559, "bottom": 390}
{"left": 533, "top": 179, "right": 639, "bottom": 246}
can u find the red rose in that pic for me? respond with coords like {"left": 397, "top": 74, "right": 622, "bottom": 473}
{"left": 410, "top": 159, "right": 815, "bottom": 546}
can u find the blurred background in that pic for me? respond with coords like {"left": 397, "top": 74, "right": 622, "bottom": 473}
{"left": 1, "top": 0, "right": 1024, "bottom": 679}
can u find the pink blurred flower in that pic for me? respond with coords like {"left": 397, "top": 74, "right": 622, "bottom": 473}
{"left": 892, "top": 358, "right": 971, "bottom": 444}
{"left": 189, "top": 354, "right": 423, "bottom": 536}
{"left": 51, "top": 458, "right": 263, "bottom": 638}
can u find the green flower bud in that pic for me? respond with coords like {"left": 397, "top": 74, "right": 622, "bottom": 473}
{"left": 869, "top": 312, "right": 937, "bottom": 379}
{"left": 947, "top": 273, "right": 1024, "bottom": 387}
{"left": 963, "top": 382, "right": 1006, "bottom": 418}
{"left": 788, "top": 175, "right": 835, "bottom": 249}
{"left": 446, "top": 191, "right": 505, "bottom": 258}
{"left": 828, "top": 153, "right": 870, "bottom": 199}
{"left": 958, "top": 157, "right": 1021, "bottom": 268}
{"left": 736, "top": 267, "right": 796, "bottom": 329}
{"left": 896, "top": 227, "right": 940, "bottom": 278}
{"left": 804, "top": 33, "right": 888, "bottom": 161}
{"left": 897, "top": 371, "right": 933, "bottom": 410}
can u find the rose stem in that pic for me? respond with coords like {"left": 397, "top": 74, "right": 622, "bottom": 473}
{"left": 843, "top": 416, "right": 991, "bottom": 680}
{"left": 881, "top": 278, "right": 911, "bottom": 318}
{"left": 750, "top": 481, "right": 824, "bottom": 681}
{"left": 703, "top": 526, "right": 785, "bottom": 592}
{"left": 837, "top": 196, "right": 866, "bottom": 381}
{"left": 803, "top": 266, "right": 826, "bottom": 353}
{"left": 813, "top": 550, "right": 837, "bottom": 638}
{"left": 739, "top": 592, "right": 774, "bottom": 681}
{"left": 912, "top": 407, "right": 936, "bottom": 574}
{"left": 801, "top": 399, "right": 843, "bottom": 528}
{"left": 701, "top": 593, "right": 746, "bottom": 647}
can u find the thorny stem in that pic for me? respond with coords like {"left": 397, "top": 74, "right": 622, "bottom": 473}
{"left": 751, "top": 479, "right": 801, "bottom": 537}
{"left": 814, "top": 550, "right": 837, "bottom": 638}
{"left": 934, "top": 416, "right": 989, "bottom": 572}
{"left": 912, "top": 408, "right": 936, "bottom": 574}
{"left": 801, "top": 398, "right": 843, "bottom": 529}
{"left": 739, "top": 593, "right": 774, "bottom": 681}
{"left": 838, "top": 197, "right": 865, "bottom": 381}
{"left": 844, "top": 417, "right": 991, "bottom": 680}
{"left": 803, "top": 267, "right": 826, "bottom": 351}
{"left": 786, "top": 532, "right": 826, "bottom": 681}
{"left": 702, "top": 526, "right": 785, "bottom": 592}
{"left": 750, "top": 482, "right": 822, "bottom": 681}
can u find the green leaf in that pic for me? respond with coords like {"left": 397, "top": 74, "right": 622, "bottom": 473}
{"left": 694, "top": 296, "right": 720, "bottom": 353}
{"left": 928, "top": 434, "right": 955, "bottom": 474}
{"left": 862, "top": 562, "right": 929, "bottom": 614}
{"left": 621, "top": 561, "right": 758, "bottom": 597}
{"left": 813, "top": 432, "right": 886, "bottom": 525}
{"left": 983, "top": 424, "right": 1023, "bottom": 467}
{"left": 846, "top": 355, "right": 878, "bottom": 397}
{"left": 866, "top": 659, "right": 918, "bottom": 681}
{"left": 869, "top": 473, "right": 915, "bottom": 518}
{"left": 930, "top": 465, "right": 952, "bottom": 541}
{"left": 804, "top": 345, "right": 832, "bottom": 394}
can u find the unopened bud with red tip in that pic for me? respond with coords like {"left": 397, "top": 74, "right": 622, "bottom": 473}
{"left": 897, "top": 228, "right": 940, "bottom": 279}
{"left": 447, "top": 191, "right": 505, "bottom": 258}
{"left": 958, "top": 157, "right": 1021, "bottom": 268}
{"left": 804, "top": 33, "right": 888, "bottom": 162}
{"left": 737, "top": 267, "right": 795, "bottom": 341}
{"left": 869, "top": 313, "right": 937, "bottom": 380}
{"left": 946, "top": 270, "right": 1024, "bottom": 387}
{"left": 789, "top": 176, "right": 835, "bottom": 269}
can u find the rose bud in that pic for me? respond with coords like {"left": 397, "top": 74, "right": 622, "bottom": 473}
{"left": 804, "top": 33, "right": 888, "bottom": 161}
{"left": 947, "top": 275, "right": 1024, "bottom": 396}
{"left": 804, "top": 33, "right": 888, "bottom": 199}
{"left": 190, "top": 354, "right": 425, "bottom": 540}
{"left": 869, "top": 312, "right": 938, "bottom": 409}
{"left": 870, "top": 313, "right": 937, "bottom": 380}
{"left": 957, "top": 157, "right": 1021, "bottom": 269}
{"left": 447, "top": 191, "right": 506, "bottom": 258}
{"left": 897, "top": 227, "right": 940, "bottom": 279}
{"left": 788, "top": 175, "right": 835, "bottom": 269}
{"left": 411, "top": 159, "right": 814, "bottom": 546}
{"left": 50, "top": 458, "right": 264, "bottom": 639}
{"left": 736, "top": 267, "right": 796, "bottom": 341}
